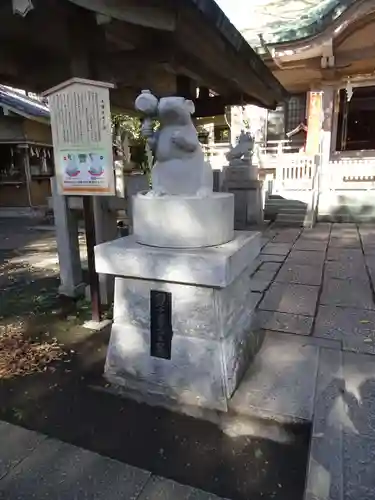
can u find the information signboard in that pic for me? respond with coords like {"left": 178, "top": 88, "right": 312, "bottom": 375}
{"left": 43, "top": 78, "right": 115, "bottom": 196}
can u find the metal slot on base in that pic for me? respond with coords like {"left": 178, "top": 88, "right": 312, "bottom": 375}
{"left": 150, "top": 290, "right": 173, "bottom": 360}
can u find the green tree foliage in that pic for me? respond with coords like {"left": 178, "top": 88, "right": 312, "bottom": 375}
{"left": 111, "top": 113, "right": 149, "bottom": 172}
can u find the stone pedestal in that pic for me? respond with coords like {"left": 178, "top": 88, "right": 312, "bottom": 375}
{"left": 223, "top": 166, "right": 263, "bottom": 228}
{"left": 95, "top": 231, "right": 262, "bottom": 411}
{"left": 133, "top": 192, "right": 234, "bottom": 248}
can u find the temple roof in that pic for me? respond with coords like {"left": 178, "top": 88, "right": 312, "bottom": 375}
{"left": 0, "top": 0, "right": 288, "bottom": 114}
{"left": 0, "top": 86, "right": 49, "bottom": 121}
{"left": 217, "top": 0, "right": 356, "bottom": 46}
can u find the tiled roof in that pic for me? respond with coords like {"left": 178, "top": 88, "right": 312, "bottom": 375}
{"left": 0, "top": 85, "right": 49, "bottom": 120}
{"left": 217, "top": 0, "right": 356, "bottom": 46}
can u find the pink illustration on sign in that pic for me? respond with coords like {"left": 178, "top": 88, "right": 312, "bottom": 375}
{"left": 88, "top": 154, "right": 104, "bottom": 177}
{"left": 64, "top": 154, "right": 80, "bottom": 177}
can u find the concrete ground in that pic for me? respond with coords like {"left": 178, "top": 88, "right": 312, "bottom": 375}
{"left": 1, "top": 219, "right": 375, "bottom": 499}
{"left": 248, "top": 222, "right": 375, "bottom": 500}
{"left": 0, "top": 420, "right": 225, "bottom": 500}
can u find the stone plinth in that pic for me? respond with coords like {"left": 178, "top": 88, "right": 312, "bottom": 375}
{"left": 133, "top": 192, "right": 234, "bottom": 248}
{"left": 223, "top": 166, "right": 263, "bottom": 228}
{"left": 94, "top": 231, "right": 263, "bottom": 411}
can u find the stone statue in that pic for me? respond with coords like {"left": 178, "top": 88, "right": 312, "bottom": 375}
{"left": 135, "top": 90, "right": 212, "bottom": 196}
{"left": 226, "top": 130, "right": 254, "bottom": 167}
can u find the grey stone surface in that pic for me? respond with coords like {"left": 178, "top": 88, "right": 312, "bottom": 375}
{"left": 230, "top": 333, "right": 320, "bottom": 421}
{"left": 294, "top": 239, "right": 327, "bottom": 252}
{"left": 106, "top": 309, "right": 263, "bottom": 411}
{"left": 250, "top": 270, "right": 275, "bottom": 292}
{"left": 272, "top": 232, "right": 301, "bottom": 243}
{"left": 360, "top": 236, "right": 375, "bottom": 247}
{"left": 254, "top": 310, "right": 314, "bottom": 335}
{"left": 261, "top": 243, "right": 292, "bottom": 256}
{"left": 106, "top": 323, "right": 226, "bottom": 410}
{"left": 305, "top": 348, "right": 344, "bottom": 500}
{"left": 251, "top": 291, "right": 263, "bottom": 308}
{"left": 320, "top": 279, "right": 374, "bottom": 310}
{"left": 260, "top": 236, "right": 271, "bottom": 249}
{"left": 367, "top": 267, "right": 375, "bottom": 290}
{"left": 259, "top": 283, "right": 319, "bottom": 316}
{"left": 300, "top": 227, "right": 331, "bottom": 241}
{"left": 113, "top": 277, "right": 217, "bottom": 340}
{"left": 343, "top": 351, "right": 375, "bottom": 436}
{"left": 106, "top": 265, "right": 262, "bottom": 411}
{"left": 313, "top": 348, "right": 344, "bottom": 435}
{"left": 343, "top": 434, "right": 375, "bottom": 500}
{"left": 138, "top": 476, "right": 227, "bottom": 500}
{"left": 250, "top": 279, "right": 270, "bottom": 293}
{"left": 113, "top": 267, "right": 256, "bottom": 341}
{"left": 287, "top": 250, "right": 325, "bottom": 267}
{"left": 314, "top": 306, "right": 375, "bottom": 354}
{"left": 326, "top": 248, "right": 364, "bottom": 262}
{"left": 324, "top": 261, "right": 368, "bottom": 280}
{"left": 329, "top": 237, "right": 361, "bottom": 249}
{"left": 95, "top": 231, "right": 261, "bottom": 288}
{"left": 306, "top": 435, "right": 343, "bottom": 500}
{"left": 258, "top": 253, "right": 286, "bottom": 263}
{"left": 0, "top": 422, "right": 46, "bottom": 480}
{"left": 331, "top": 223, "right": 357, "bottom": 237}
{"left": 365, "top": 256, "right": 375, "bottom": 270}
{"left": 275, "top": 263, "right": 322, "bottom": 286}
{"left": 265, "top": 330, "right": 341, "bottom": 350}
{"left": 0, "top": 438, "right": 150, "bottom": 500}
{"left": 362, "top": 245, "right": 375, "bottom": 256}
{"left": 258, "top": 261, "right": 282, "bottom": 274}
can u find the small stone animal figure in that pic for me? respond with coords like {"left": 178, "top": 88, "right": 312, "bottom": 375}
{"left": 226, "top": 130, "right": 254, "bottom": 166}
{"left": 135, "top": 90, "right": 213, "bottom": 196}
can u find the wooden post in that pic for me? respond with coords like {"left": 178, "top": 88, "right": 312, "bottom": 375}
{"left": 83, "top": 196, "right": 102, "bottom": 322}
{"left": 21, "top": 145, "right": 33, "bottom": 208}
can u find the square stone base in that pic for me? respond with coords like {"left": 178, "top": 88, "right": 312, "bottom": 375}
{"left": 223, "top": 178, "right": 264, "bottom": 228}
{"left": 95, "top": 232, "right": 263, "bottom": 412}
{"left": 105, "top": 267, "right": 263, "bottom": 412}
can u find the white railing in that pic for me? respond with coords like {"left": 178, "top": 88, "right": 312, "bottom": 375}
{"left": 275, "top": 154, "right": 316, "bottom": 191}
{"left": 202, "top": 143, "right": 230, "bottom": 170}
{"left": 327, "top": 158, "right": 375, "bottom": 188}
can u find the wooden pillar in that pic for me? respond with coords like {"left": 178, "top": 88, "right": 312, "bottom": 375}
{"left": 320, "top": 86, "right": 335, "bottom": 191}
{"left": 21, "top": 145, "right": 33, "bottom": 208}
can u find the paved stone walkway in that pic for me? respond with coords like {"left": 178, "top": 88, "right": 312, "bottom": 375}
{"left": 248, "top": 223, "right": 375, "bottom": 500}
{"left": 0, "top": 421, "right": 226, "bottom": 500}
{"left": 254, "top": 223, "right": 375, "bottom": 353}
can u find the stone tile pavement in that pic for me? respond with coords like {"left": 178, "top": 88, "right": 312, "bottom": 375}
{"left": 250, "top": 223, "right": 375, "bottom": 500}
{"left": 0, "top": 421, "right": 226, "bottom": 500}
{"left": 254, "top": 223, "right": 375, "bottom": 349}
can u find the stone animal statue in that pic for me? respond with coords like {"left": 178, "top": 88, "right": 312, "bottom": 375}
{"left": 135, "top": 90, "right": 213, "bottom": 196}
{"left": 226, "top": 130, "right": 254, "bottom": 166}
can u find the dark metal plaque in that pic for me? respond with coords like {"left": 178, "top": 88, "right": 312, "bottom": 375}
{"left": 150, "top": 290, "right": 173, "bottom": 360}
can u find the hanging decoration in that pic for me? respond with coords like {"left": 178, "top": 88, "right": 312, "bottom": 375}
{"left": 345, "top": 78, "right": 353, "bottom": 102}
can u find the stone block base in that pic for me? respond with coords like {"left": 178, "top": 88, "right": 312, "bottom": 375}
{"left": 95, "top": 231, "right": 263, "bottom": 412}
{"left": 105, "top": 267, "right": 263, "bottom": 411}
{"left": 132, "top": 192, "right": 234, "bottom": 248}
{"left": 223, "top": 179, "right": 263, "bottom": 228}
